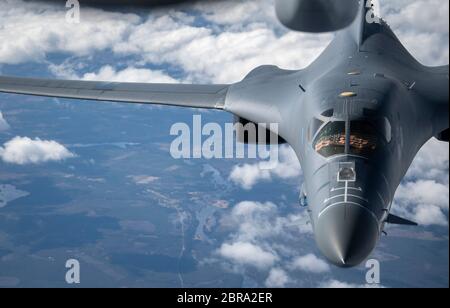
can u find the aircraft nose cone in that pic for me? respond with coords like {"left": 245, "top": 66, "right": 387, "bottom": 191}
{"left": 315, "top": 203, "right": 380, "bottom": 268}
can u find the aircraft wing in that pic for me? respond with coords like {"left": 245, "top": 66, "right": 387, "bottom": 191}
{"left": 0, "top": 75, "right": 229, "bottom": 110}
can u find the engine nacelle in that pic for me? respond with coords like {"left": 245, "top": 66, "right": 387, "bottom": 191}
{"left": 275, "top": 0, "right": 360, "bottom": 33}
{"left": 234, "top": 116, "right": 286, "bottom": 145}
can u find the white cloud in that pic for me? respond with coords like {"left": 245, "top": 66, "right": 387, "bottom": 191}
{"left": 405, "top": 139, "right": 449, "bottom": 183}
{"left": 396, "top": 180, "right": 449, "bottom": 210}
{"left": 81, "top": 66, "right": 179, "bottom": 84}
{"left": 0, "top": 0, "right": 331, "bottom": 83}
{"left": 0, "top": 136, "right": 75, "bottom": 165}
{"left": 393, "top": 181, "right": 449, "bottom": 227}
{"left": 229, "top": 145, "right": 301, "bottom": 190}
{"left": 380, "top": 0, "right": 449, "bottom": 66}
{"left": 290, "top": 254, "right": 330, "bottom": 274}
{"left": 0, "top": 0, "right": 141, "bottom": 64}
{"left": 110, "top": 2, "right": 332, "bottom": 83}
{"left": 264, "top": 268, "right": 290, "bottom": 288}
{"left": 230, "top": 200, "right": 276, "bottom": 218}
{"left": 215, "top": 201, "right": 313, "bottom": 279}
{"left": 0, "top": 112, "right": 10, "bottom": 131}
{"left": 1, "top": 0, "right": 447, "bottom": 83}
{"left": 229, "top": 164, "right": 271, "bottom": 190}
{"left": 392, "top": 139, "right": 449, "bottom": 227}
{"left": 413, "top": 204, "right": 448, "bottom": 226}
{"left": 49, "top": 62, "right": 180, "bottom": 83}
{"left": 270, "top": 146, "right": 303, "bottom": 179}
{"left": 217, "top": 241, "right": 278, "bottom": 269}
{"left": 117, "top": 14, "right": 331, "bottom": 83}
{"left": 222, "top": 201, "right": 312, "bottom": 243}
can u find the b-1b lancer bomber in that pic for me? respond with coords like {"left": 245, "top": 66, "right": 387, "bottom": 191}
{"left": 0, "top": 0, "right": 448, "bottom": 267}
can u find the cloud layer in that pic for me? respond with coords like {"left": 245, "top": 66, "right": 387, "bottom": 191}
{"left": 0, "top": 1, "right": 141, "bottom": 65}
{"left": 215, "top": 201, "right": 327, "bottom": 286}
{"left": 264, "top": 268, "right": 290, "bottom": 288}
{"left": 393, "top": 139, "right": 449, "bottom": 226}
{"left": 218, "top": 241, "right": 278, "bottom": 270}
{"left": 2, "top": 0, "right": 447, "bottom": 84}
{"left": 381, "top": 0, "right": 449, "bottom": 65}
{"left": 229, "top": 145, "right": 301, "bottom": 190}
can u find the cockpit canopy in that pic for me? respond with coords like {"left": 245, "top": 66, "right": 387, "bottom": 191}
{"left": 312, "top": 120, "right": 389, "bottom": 158}
{"left": 313, "top": 121, "right": 346, "bottom": 157}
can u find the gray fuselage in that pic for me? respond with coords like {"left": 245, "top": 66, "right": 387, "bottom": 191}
{"left": 224, "top": 13, "right": 449, "bottom": 267}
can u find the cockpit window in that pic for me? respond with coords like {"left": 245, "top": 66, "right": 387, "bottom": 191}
{"left": 349, "top": 121, "right": 384, "bottom": 157}
{"left": 313, "top": 120, "right": 386, "bottom": 158}
{"left": 313, "top": 121, "right": 346, "bottom": 157}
